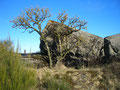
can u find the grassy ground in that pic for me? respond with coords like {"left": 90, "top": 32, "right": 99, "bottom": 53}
{"left": 36, "top": 61, "right": 120, "bottom": 90}
{"left": 1, "top": 39, "right": 120, "bottom": 90}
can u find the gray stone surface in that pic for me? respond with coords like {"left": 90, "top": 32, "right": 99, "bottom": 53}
{"left": 104, "top": 34, "right": 120, "bottom": 58}
{"left": 40, "top": 20, "right": 105, "bottom": 65}
{"left": 40, "top": 20, "right": 120, "bottom": 66}
{"left": 66, "top": 30, "right": 104, "bottom": 62}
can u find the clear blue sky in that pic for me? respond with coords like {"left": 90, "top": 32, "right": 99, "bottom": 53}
{"left": 0, "top": 0, "right": 120, "bottom": 53}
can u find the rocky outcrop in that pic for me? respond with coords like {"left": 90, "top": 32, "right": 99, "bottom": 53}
{"left": 104, "top": 34, "right": 120, "bottom": 60}
{"left": 40, "top": 20, "right": 120, "bottom": 67}
{"left": 65, "top": 30, "right": 104, "bottom": 64}
{"left": 40, "top": 20, "right": 105, "bottom": 67}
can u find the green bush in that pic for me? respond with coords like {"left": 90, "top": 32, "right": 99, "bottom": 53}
{"left": 0, "top": 40, "right": 36, "bottom": 90}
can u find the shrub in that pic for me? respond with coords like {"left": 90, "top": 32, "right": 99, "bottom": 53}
{"left": 0, "top": 40, "right": 36, "bottom": 90}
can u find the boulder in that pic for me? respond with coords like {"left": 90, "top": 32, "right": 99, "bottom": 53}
{"left": 65, "top": 30, "right": 104, "bottom": 67}
{"left": 104, "top": 34, "right": 120, "bottom": 59}
{"left": 40, "top": 20, "right": 105, "bottom": 66}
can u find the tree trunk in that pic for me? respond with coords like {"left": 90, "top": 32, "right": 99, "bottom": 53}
{"left": 56, "top": 57, "right": 63, "bottom": 67}
{"left": 45, "top": 42, "right": 53, "bottom": 68}
{"left": 58, "top": 37, "right": 62, "bottom": 57}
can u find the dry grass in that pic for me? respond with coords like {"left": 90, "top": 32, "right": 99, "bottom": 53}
{"left": 36, "top": 61, "right": 120, "bottom": 90}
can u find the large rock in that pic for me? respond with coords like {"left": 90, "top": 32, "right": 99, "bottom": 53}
{"left": 64, "top": 30, "right": 105, "bottom": 67}
{"left": 104, "top": 34, "right": 120, "bottom": 59}
{"left": 40, "top": 20, "right": 105, "bottom": 66}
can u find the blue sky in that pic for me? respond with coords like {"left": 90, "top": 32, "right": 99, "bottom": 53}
{"left": 0, "top": 0, "right": 120, "bottom": 53}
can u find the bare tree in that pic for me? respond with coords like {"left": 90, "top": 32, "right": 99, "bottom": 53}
{"left": 45, "top": 11, "right": 87, "bottom": 66}
{"left": 11, "top": 7, "right": 53, "bottom": 68}
{"left": 11, "top": 7, "right": 87, "bottom": 68}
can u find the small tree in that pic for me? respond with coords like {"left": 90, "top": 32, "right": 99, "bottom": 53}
{"left": 44, "top": 11, "right": 87, "bottom": 65}
{"left": 11, "top": 7, "right": 87, "bottom": 67}
{"left": 11, "top": 7, "right": 53, "bottom": 68}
